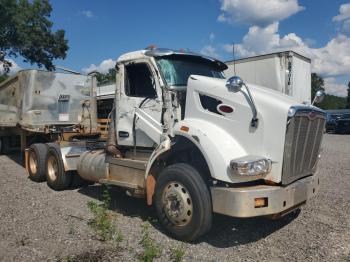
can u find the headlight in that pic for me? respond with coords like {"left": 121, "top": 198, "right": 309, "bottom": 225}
{"left": 230, "top": 156, "right": 272, "bottom": 176}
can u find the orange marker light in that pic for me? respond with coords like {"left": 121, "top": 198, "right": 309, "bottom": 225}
{"left": 254, "top": 197, "right": 268, "bottom": 208}
{"left": 180, "top": 126, "right": 189, "bottom": 132}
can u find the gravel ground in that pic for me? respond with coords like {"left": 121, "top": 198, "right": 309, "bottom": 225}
{"left": 0, "top": 134, "right": 349, "bottom": 262}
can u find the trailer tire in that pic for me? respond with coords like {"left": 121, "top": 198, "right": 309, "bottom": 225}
{"left": 45, "top": 143, "right": 71, "bottom": 191}
{"left": 28, "top": 143, "right": 48, "bottom": 182}
{"left": 154, "top": 163, "right": 212, "bottom": 241}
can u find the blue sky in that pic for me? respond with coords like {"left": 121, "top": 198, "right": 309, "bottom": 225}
{"left": 5, "top": 0, "right": 350, "bottom": 97}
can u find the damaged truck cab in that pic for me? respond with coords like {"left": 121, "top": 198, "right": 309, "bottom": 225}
{"left": 26, "top": 48, "right": 326, "bottom": 241}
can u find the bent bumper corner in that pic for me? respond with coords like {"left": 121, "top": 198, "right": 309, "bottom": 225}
{"left": 211, "top": 175, "right": 320, "bottom": 218}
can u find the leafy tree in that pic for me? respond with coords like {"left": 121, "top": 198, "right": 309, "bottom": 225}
{"left": 95, "top": 68, "right": 116, "bottom": 85}
{"left": 311, "top": 73, "right": 325, "bottom": 101}
{"left": 0, "top": 73, "right": 8, "bottom": 83}
{"left": 311, "top": 73, "right": 347, "bottom": 110}
{"left": 318, "top": 94, "right": 346, "bottom": 110}
{"left": 0, "top": 0, "right": 68, "bottom": 73}
{"left": 346, "top": 82, "right": 350, "bottom": 109}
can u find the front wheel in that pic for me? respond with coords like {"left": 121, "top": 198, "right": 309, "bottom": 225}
{"left": 154, "top": 163, "right": 212, "bottom": 241}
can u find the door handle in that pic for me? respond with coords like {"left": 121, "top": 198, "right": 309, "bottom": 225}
{"left": 118, "top": 131, "right": 129, "bottom": 138}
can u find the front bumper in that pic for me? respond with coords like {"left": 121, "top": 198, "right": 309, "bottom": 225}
{"left": 211, "top": 175, "right": 319, "bottom": 218}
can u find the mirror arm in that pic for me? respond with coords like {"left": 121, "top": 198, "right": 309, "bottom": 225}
{"left": 243, "top": 83, "right": 259, "bottom": 127}
{"left": 311, "top": 96, "right": 317, "bottom": 106}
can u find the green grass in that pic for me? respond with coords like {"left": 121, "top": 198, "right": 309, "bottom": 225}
{"left": 170, "top": 244, "right": 186, "bottom": 262}
{"left": 87, "top": 185, "right": 123, "bottom": 244}
{"left": 138, "top": 222, "right": 162, "bottom": 262}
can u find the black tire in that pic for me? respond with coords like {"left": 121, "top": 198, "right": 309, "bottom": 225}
{"left": 45, "top": 143, "right": 71, "bottom": 191}
{"left": 27, "top": 143, "right": 48, "bottom": 182}
{"left": 154, "top": 163, "right": 212, "bottom": 241}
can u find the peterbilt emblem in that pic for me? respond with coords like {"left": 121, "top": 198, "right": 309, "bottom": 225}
{"left": 308, "top": 111, "right": 317, "bottom": 120}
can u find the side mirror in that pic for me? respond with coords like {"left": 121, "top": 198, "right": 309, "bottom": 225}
{"left": 226, "top": 76, "right": 243, "bottom": 92}
{"left": 312, "top": 90, "right": 325, "bottom": 105}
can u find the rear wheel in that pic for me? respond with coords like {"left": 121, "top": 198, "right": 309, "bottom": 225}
{"left": 154, "top": 163, "right": 212, "bottom": 241}
{"left": 46, "top": 143, "right": 71, "bottom": 190}
{"left": 28, "top": 143, "right": 48, "bottom": 182}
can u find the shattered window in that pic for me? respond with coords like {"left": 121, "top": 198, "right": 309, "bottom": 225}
{"left": 156, "top": 55, "right": 224, "bottom": 87}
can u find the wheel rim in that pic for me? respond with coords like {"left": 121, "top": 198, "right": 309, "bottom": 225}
{"left": 29, "top": 150, "right": 38, "bottom": 175}
{"left": 162, "top": 181, "right": 193, "bottom": 226}
{"left": 47, "top": 155, "right": 58, "bottom": 181}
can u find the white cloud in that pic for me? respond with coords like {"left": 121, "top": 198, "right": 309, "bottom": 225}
{"left": 80, "top": 10, "right": 94, "bottom": 18}
{"left": 218, "top": 0, "right": 304, "bottom": 26}
{"left": 333, "top": 3, "right": 350, "bottom": 22}
{"left": 0, "top": 59, "right": 21, "bottom": 75}
{"left": 82, "top": 58, "right": 116, "bottom": 74}
{"left": 201, "top": 45, "right": 220, "bottom": 58}
{"left": 333, "top": 3, "right": 350, "bottom": 34}
{"left": 223, "top": 23, "right": 350, "bottom": 80}
{"left": 324, "top": 77, "right": 348, "bottom": 97}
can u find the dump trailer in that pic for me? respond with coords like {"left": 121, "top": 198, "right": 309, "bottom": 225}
{"left": 0, "top": 69, "right": 98, "bottom": 181}
{"left": 225, "top": 51, "right": 311, "bottom": 103}
{"left": 24, "top": 48, "right": 325, "bottom": 241}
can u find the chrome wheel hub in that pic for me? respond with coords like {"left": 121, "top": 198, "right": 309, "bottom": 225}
{"left": 47, "top": 155, "right": 58, "bottom": 181}
{"left": 29, "top": 151, "right": 38, "bottom": 175}
{"left": 162, "top": 182, "right": 193, "bottom": 226}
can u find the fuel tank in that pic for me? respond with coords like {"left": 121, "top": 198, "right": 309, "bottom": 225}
{"left": 77, "top": 150, "right": 108, "bottom": 182}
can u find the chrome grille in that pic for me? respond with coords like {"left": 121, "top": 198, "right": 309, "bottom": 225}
{"left": 281, "top": 107, "right": 326, "bottom": 185}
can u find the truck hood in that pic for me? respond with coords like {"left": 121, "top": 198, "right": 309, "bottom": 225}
{"left": 182, "top": 75, "right": 306, "bottom": 183}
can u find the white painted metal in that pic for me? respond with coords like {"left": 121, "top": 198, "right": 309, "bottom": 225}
{"left": 173, "top": 75, "right": 300, "bottom": 184}
{"left": 135, "top": 108, "right": 163, "bottom": 144}
{"left": 95, "top": 84, "right": 116, "bottom": 99}
{"left": 115, "top": 60, "right": 163, "bottom": 148}
{"left": 225, "top": 51, "right": 311, "bottom": 103}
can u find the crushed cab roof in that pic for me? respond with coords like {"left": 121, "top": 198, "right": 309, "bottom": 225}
{"left": 117, "top": 48, "right": 228, "bottom": 70}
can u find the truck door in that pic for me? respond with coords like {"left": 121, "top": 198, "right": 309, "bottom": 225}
{"left": 116, "top": 60, "right": 162, "bottom": 148}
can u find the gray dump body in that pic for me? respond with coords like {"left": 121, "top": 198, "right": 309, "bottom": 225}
{"left": 0, "top": 70, "right": 96, "bottom": 132}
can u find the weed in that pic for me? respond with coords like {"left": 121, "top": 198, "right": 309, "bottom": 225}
{"left": 87, "top": 185, "right": 123, "bottom": 243}
{"left": 138, "top": 222, "right": 162, "bottom": 262}
{"left": 170, "top": 244, "right": 186, "bottom": 262}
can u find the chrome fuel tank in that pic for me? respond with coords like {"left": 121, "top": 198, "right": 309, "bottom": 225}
{"left": 77, "top": 150, "right": 108, "bottom": 182}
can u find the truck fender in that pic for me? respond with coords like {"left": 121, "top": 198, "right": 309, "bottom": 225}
{"left": 171, "top": 120, "right": 247, "bottom": 183}
{"left": 145, "top": 120, "right": 247, "bottom": 205}
{"left": 145, "top": 138, "right": 171, "bottom": 205}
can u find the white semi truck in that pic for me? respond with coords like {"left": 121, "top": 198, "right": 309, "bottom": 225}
{"left": 22, "top": 48, "right": 325, "bottom": 241}
{"left": 225, "top": 51, "right": 311, "bottom": 103}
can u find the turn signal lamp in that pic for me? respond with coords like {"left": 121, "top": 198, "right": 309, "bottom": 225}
{"left": 254, "top": 197, "right": 268, "bottom": 208}
{"left": 180, "top": 126, "right": 189, "bottom": 132}
{"left": 230, "top": 156, "right": 272, "bottom": 176}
